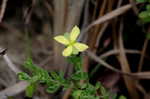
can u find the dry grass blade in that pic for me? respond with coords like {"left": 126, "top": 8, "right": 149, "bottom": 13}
{"left": 86, "top": 50, "right": 150, "bottom": 80}
{"left": 100, "top": 49, "right": 141, "bottom": 59}
{"left": 0, "top": 47, "right": 28, "bottom": 98}
{"left": 138, "top": 39, "right": 149, "bottom": 71}
{"left": 0, "top": 81, "right": 29, "bottom": 99}
{"left": 129, "top": 0, "right": 139, "bottom": 14}
{"left": 0, "top": 47, "right": 21, "bottom": 74}
{"left": 88, "top": 0, "right": 108, "bottom": 51}
{"left": 89, "top": 4, "right": 132, "bottom": 26}
{"left": 135, "top": 82, "right": 147, "bottom": 97}
{"left": 133, "top": 72, "right": 150, "bottom": 79}
{"left": 0, "top": 0, "right": 8, "bottom": 22}
{"left": 86, "top": 50, "right": 133, "bottom": 76}
{"left": 118, "top": 21, "right": 139, "bottom": 99}
{"left": 95, "top": 22, "right": 109, "bottom": 47}
{"left": 82, "top": 3, "right": 134, "bottom": 34}
{"left": 3, "top": 54, "right": 22, "bottom": 74}
{"left": 138, "top": 26, "right": 150, "bottom": 72}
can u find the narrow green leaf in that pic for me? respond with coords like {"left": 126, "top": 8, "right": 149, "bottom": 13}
{"left": 67, "top": 55, "right": 82, "bottom": 70}
{"left": 24, "top": 58, "right": 37, "bottom": 71}
{"left": 95, "top": 82, "right": 101, "bottom": 90}
{"left": 18, "top": 72, "right": 31, "bottom": 81}
{"left": 72, "top": 90, "right": 82, "bottom": 99}
{"left": 29, "top": 75, "right": 39, "bottom": 83}
{"left": 146, "top": 4, "right": 150, "bottom": 10}
{"left": 136, "top": 0, "right": 146, "bottom": 3}
{"left": 146, "top": 33, "right": 150, "bottom": 39}
{"left": 25, "top": 83, "right": 37, "bottom": 97}
{"left": 139, "top": 11, "right": 149, "bottom": 19}
{"left": 139, "top": 11, "right": 150, "bottom": 23}
{"left": 119, "top": 95, "right": 127, "bottom": 99}
{"left": 71, "top": 71, "right": 88, "bottom": 80}
{"left": 46, "top": 84, "right": 60, "bottom": 93}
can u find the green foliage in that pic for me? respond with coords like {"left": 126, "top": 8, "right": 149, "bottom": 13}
{"left": 118, "top": 95, "right": 127, "bottom": 99}
{"left": 139, "top": 9, "right": 150, "bottom": 23}
{"left": 72, "top": 83, "right": 100, "bottom": 99}
{"left": 71, "top": 71, "right": 88, "bottom": 81}
{"left": 8, "top": 96, "right": 14, "bottom": 99}
{"left": 25, "top": 83, "right": 37, "bottom": 97}
{"left": 146, "top": 33, "right": 150, "bottom": 39}
{"left": 46, "top": 71, "right": 69, "bottom": 93}
{"left": 138, "top": 0, "right": 150, "bottom": 41}
{"left": 18, "top": 58, "right": 68, "bottom": 96}
{"left": 137, "top": 0, "right": 150, "bottom": 23}
{"left": 136, "top": 0, "right": 146, "bottom": 3}
{"left": 136, "top": 0, "right": 150, "bottom": 3}
{"left": 146, "top": 5, "right": 150, "bottom": 10}
{"left": 18, "top": 57, "right": 126, "bottom": 99}
{"left": 18, "top": 72, "right": 31, "bottom": 80}
{"left": 67, "top": 55, "right": 82, "bottom": 70}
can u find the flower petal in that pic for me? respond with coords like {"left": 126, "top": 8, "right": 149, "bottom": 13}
{"left": 54, "top": 36, "right": 69, "bottom": 45}
{"left": 74, "top": 43, "right": 88, "bottom": 52}
{"left": 62, "top": 46, "right": 73, "bottom": 57}
{"left": 64, "top": 32, "right": 70, "bottom": 39}
{"left": 70, "top": 26, "right": 80, "bottom": 42}
{"left": 72, "top": 47, "right": 79, "bottom": 55}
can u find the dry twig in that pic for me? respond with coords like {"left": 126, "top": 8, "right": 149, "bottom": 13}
{"left": 118, "top": 20, "right": 139, "bottom": 99}
{"left": 100, "top": 49, "right": 141, "bottom": 59}
{"left": 86, "top": 50, "right": 150, "bottom": 80}
{"left": 0, "top": 47, "right": 28, "bottom": 98}
{"left": 81, "top": 3, "right": 135, "bottom": 36}
{"left": 138, "top": 39, "right": 149, "bottom": 71}
{"left": 0, "top": 48, "right": 21, "bottom": 74}
{"left": 0, "top": 81, "right": 29, "bottom": 99}
{"left": 0, "top": 0, "right": 8, "bottom": 22}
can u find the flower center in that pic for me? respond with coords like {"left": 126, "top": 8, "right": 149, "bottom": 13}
{"left": 69, "top": 41, "right": 75, "bottom": 46}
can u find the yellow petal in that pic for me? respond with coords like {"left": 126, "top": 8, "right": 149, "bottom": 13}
{"left": 54, "top": 36, "right": 69, "bottom": 45}
{"left": 74, "top": 42, "right": 88, "bottom": 52}
{"left": 70, "top": 26, "right": 80, "bottom": 42}
{"left": 62, "top": 46, "right": 73, "bottom": 57}
{"left": 72, "top": 47, "right": 79, "bottom": 55}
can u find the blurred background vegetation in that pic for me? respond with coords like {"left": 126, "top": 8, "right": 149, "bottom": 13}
{"left": 0, "top": 0, "right": 150, "bottom": 99}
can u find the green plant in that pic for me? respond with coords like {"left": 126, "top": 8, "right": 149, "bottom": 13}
{"left": 137, "top": 0, "right": 150, "bottom": 23}
{"left": 136, "top": 0, "right": 150, "bottom": 40}
{"left": 136, "top": 0, "right": 150, "bottom": 3}
{"left": 54, "top": 26, "right": 88, "bottom": 57}
{"left": 18, "top": 26, "right": 126, "bottom": 99}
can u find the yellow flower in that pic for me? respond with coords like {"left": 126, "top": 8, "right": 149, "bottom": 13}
{"left": 54, "top": 26, "right": 89, "bottom": 57}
